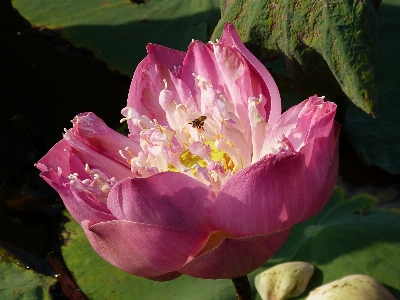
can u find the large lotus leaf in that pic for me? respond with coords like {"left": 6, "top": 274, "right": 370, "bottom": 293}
{"left": 0, "top": 247, "right": 56, "bottom": 300}
{"left": 213, "top": 0, "right": 377, "bottom": 114}
{"left": 345, "top": 0, "right": 400, "bottom": 174}
{"left": 60, "top": 187, "right": 400, "bottom": 299}
{"left": 252, "top": 188, "right": 400, "bottom": 299}
{"left": 12, "top": 0, "right": 220, "bottom": 76}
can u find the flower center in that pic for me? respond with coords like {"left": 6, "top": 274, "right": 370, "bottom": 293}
{"left": 177, "top": 141, "right": 235, "bottom": 175}
{"left": 120, "top": 75, "right": 254, "bottom": 192}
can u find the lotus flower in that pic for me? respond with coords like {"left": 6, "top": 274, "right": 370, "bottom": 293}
{"left": 36, "top": 23, "right": 339, "bottom": 281}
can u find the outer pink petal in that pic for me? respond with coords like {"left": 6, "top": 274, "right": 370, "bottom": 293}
{"left": 211, "top": 128, "right": 339, "bottom": 236}
{"left": 179, "top": 228, "right": 291, "bottom": 279}
{"left": 219, "top": 22, "right": 281, "bottom": 124}
{"left": 301, "top": 122, "right": 340, "bottom": 218}
{"left": 107, "top": 172, "right": 214, "bottom": 231}
{"left": 82, "top": 220, "right": 210, "bottom": 278}
{"left": 72, "top": 112, "right": 141, "bottom": 163}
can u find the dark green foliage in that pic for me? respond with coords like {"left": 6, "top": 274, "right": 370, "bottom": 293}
{"left": 213, "top": 0, "right": 377, "bottom": 114}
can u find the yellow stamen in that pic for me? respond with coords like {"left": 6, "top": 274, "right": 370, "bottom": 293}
{"left": 167, "top": 164, "right": 179, "bottom": 172}
{"left": 180, "top": 150, "right": 207, "bottom": 169}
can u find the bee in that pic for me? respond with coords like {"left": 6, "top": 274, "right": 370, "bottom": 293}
{"left": 189, "top": 116, "right": 207, "bottom": 130}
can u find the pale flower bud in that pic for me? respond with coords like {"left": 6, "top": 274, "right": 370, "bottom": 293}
{"left": 306, "top": 274, "right": 396, "bottom": 300}
{"left": 255, "top": 261, "right": 314, "bottom": 300}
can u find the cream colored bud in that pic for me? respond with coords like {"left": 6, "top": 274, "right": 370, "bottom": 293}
{"left": 255, "top": 261, "right": 314, "bottom": 300}
{"left": 306, "top": 274, "right": 396, "bottom": 300}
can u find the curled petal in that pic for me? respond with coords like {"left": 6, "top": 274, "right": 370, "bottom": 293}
{"left": 72, "top": 112, "right": 141, "bottom": 163}
{"left": 262, "top": 96, "right": 336, "bottom": 154}
{"left": 36, "top": 137, "right": 117, "bottom": 223}
{"left": 36, "top": 143, "right": 114, "bottom": 223}
{"left": 51, "top": 176, "right": 115, "bottom": 223}
{"left": 67, "top": 186, "right": 114, "bottom": 222}
{"left": 82, "top": 220, "right": 210, "bottom": 278}
{"left": 64, "top": 128, "right": 132, "bottom": 181}
{"left": 179, "top": 228, "right": 291, "bottom": 279}
{"left": 35, "top": 140, "right": 77, "bottom": 177}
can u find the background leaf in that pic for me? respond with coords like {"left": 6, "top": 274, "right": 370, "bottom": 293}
{"left": 345, "top": 0, "right": 400, "bottom": 174}
{"left": 12, "top": 0, "right": 221, "bottom": 76}
{"left": 212, "top": 0, "right": 377, "bottom": 114}
{"left": 252, "top": 188, "right": 400, "bottom": 299}
{"left": 0, "top": 247, "right": 56, "bottom": 300}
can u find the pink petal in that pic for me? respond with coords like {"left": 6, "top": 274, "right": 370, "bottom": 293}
{"left": 125, "top": 45, "right": 186, "bottom": 133}
{"left": 301, "top": 122, "right": 340, "bottom": 218}
{"left": 107, "top": 172, "right": 214, "bottom": 231}
{"left": 211, "top": 128, "right": 338, "bottom": 236}
{"left": 211, "top": 43, "right": 257, "bottom": 142}
{"left": 64, "top": 128, "right": 132, "bottom": 181}
{"left": 146, "top": 43, "right": 186, "bottom": 75}
{"left": 72, "top": 112, "right": 141, "bottom": 164}
{"left": 155, "top": 62, "right": 195, "bottom": 110}
{"left": 219, "top": 23, "right": 281, "bottom": 124}
{"left": 181, "top": 40, "right": 260, "bottom": 143}
{"left": 82, "top": 220, "right": 210, "bottom": 278}
{"left": 248, "top": 96, "right": 269, "bottom": 163}
{"left": 181, "top": 41, "right": 221, "bottom": 103}
{"left": 52, "top": 176, "right": 115, "bottom": 223}
{"left": 126, "top": 56, "right": 168, "bottom": 132}
{"left": 36, "top": 131, "right": 129, "bottom": 223}
{"left": 179, "top": 228, "right": 291, "bottom": 279}
{"left": 35, "top": 139, "right": 75, "bottom": 176}
{"left": 264, "top": 96, "right": 336, "bottom": 154}
{"left": 36, "top": 143, "right": 115, "bottom": 223}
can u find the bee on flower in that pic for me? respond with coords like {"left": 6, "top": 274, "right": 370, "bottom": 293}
{"left": 189, "top": 116, "right": 207, "bottom": 130}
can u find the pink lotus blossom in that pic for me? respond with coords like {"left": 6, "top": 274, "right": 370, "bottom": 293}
{"left": 36, "top": 23, "right": 339, "bottom": 281}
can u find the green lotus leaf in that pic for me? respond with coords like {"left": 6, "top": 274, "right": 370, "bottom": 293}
{"left": 253, "top": 188, "right": 400, "bottom": 299}
{"left": 12, "top": 0, "right": 220, "bottom": 76}
{"left": 0, "top": 247, "right": 56, "bottom": 300}
{"left": 213, "top": 0, "right": 377, "bottom": 114}
{"left": 345, "top": 0, "right": 400, "bottom": 174}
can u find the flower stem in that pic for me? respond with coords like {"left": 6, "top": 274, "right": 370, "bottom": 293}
{"left": 231, "top": 275, "right": 252, "bottom": 300}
